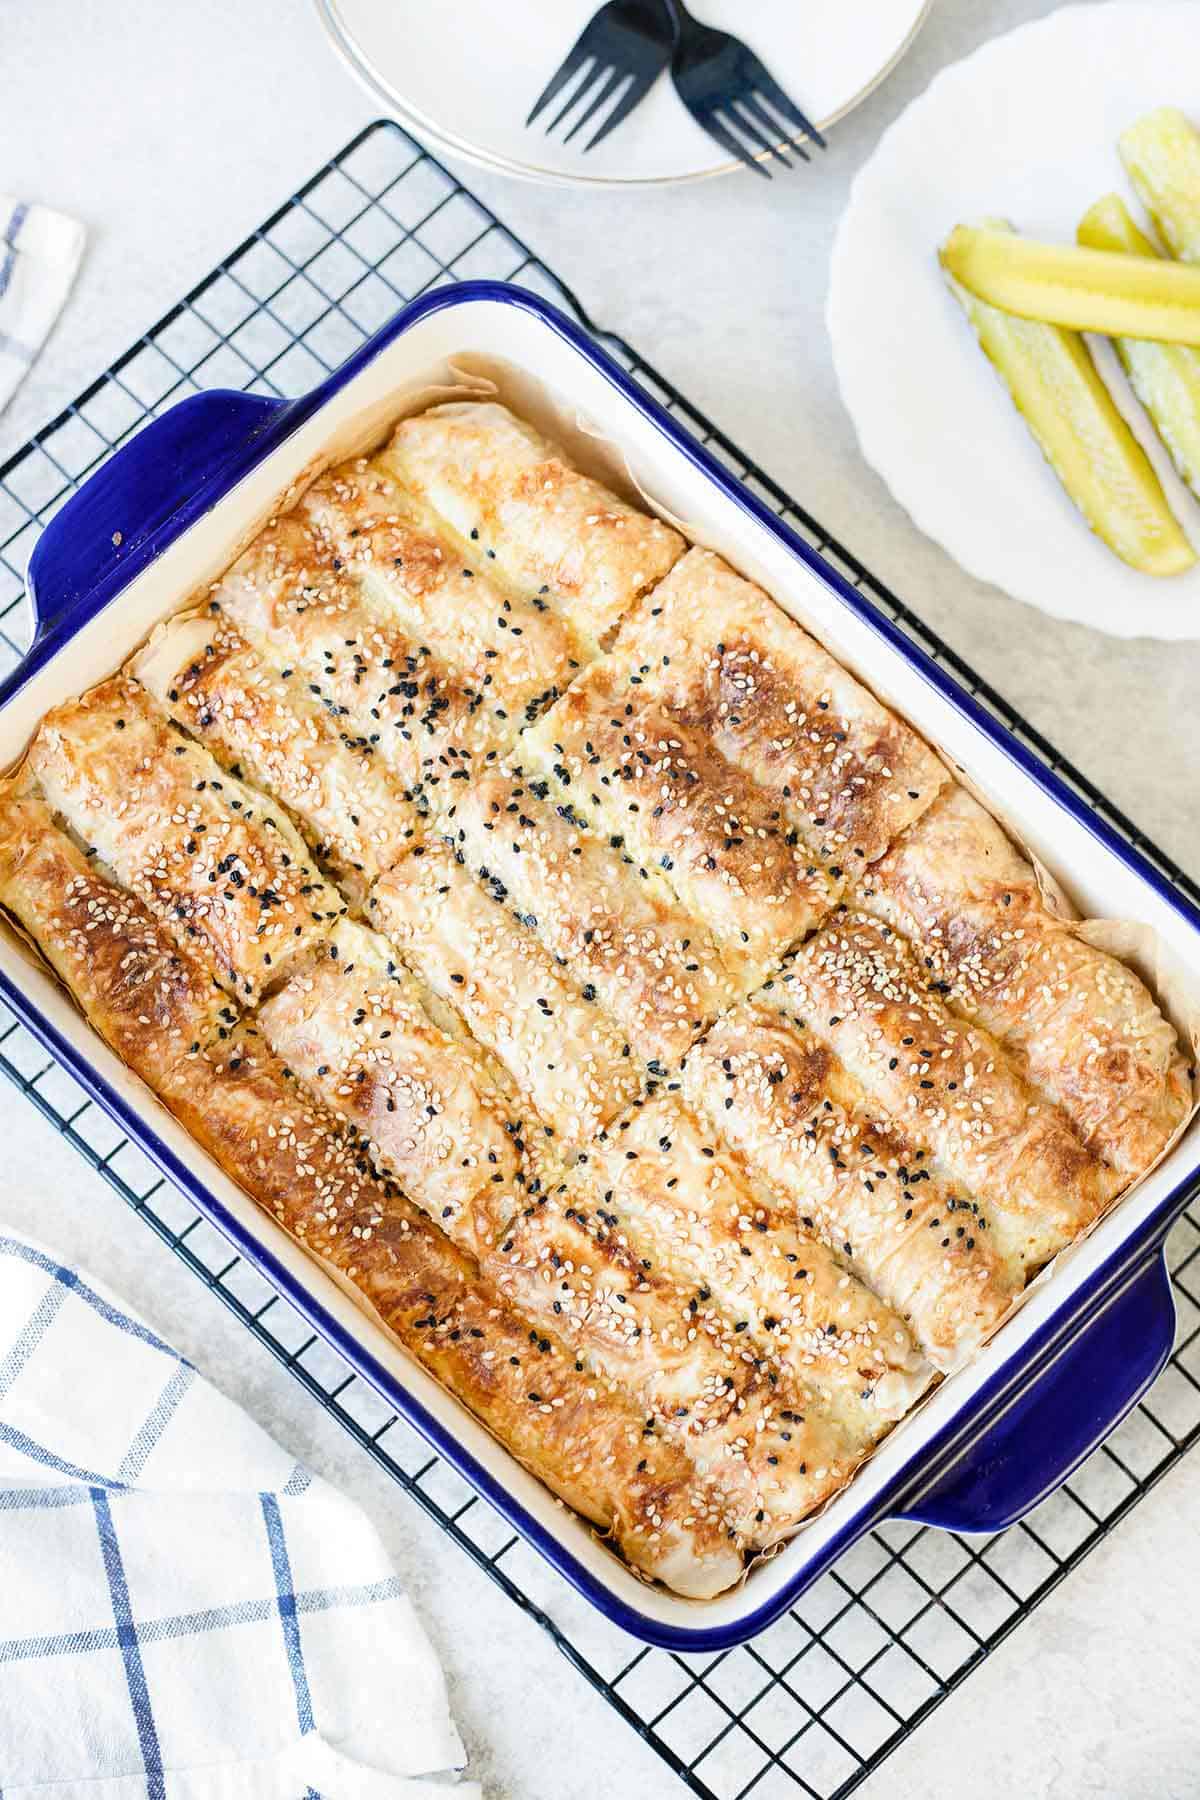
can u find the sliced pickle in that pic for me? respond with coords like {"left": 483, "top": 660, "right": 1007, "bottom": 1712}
{"left": 1120, "top": 107, "right": 1200, "bottom": 264}
{"left": 940, "top": 222, "right": 1195, "bottom": 576}
{"left": 1079, "top": 194, "right": 1200, "bottom": 497}
{"left": 941, "top": 223, "right": 1200, "bottom": 344}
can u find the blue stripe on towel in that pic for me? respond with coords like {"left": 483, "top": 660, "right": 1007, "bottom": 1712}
{"left": 116, "top": 1362, "right": 195, "bottom": 1482}
{"left": 0, "top": 1484, "right": 94, "bottom": 1514}
{"left": 0, "top": 202, "right": 27, "bottom": 301}
{"left": 0, "top": 1576, "right": 407, "bottom": 1665}
{"left": 0, "top": 1419, "right": 128, "bottom": 1489}
{"left": 0, "top": 1238, "right": 186, "bottom": 1361}
{"left": 261, "top": 1491, "right": 315, "bottom": 1733}
{"left": 92, "top": 1488, "right": 166, "bottom": 1800}
{"left": 0, "top": 1277, "right": 72, "bottom": 1399}
{"left": 3, "top": 203, "right": 28, "bottom": 249}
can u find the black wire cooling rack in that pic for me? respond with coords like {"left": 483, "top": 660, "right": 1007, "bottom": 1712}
{"left": 2, "top": 119, "right": 1199, "bottom": 1800}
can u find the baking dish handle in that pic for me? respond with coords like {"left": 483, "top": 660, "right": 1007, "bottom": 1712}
{"left": 23, "top": 386, "right": 294, "bottom": 654}
{"left": 895, "top": 1249, "right": 1175, "bottom": 1533}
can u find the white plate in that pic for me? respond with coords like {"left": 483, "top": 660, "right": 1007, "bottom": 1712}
{"left": 315, "top": 0, "right": 930, "bottom": 187}
{"left": 829, "top": 2, "right": 1200, "bottom": 641}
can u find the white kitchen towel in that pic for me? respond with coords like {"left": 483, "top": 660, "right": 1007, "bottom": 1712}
{"left": 0, "top": 198, "right": 85, "bottom": 414}
{"left": 0, "top": 1231, "right": 482, "bottom": 1799}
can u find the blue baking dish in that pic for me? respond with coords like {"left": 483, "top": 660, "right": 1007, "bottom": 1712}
{"left": 1, "top": 282, "right": 1196, "bottom": 1651}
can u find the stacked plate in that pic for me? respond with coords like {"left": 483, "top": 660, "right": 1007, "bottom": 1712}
{"left": 315, "top": 0, "right": 931, "bottom": 187}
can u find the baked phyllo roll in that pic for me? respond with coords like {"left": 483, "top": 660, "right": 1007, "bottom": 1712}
{"left": 257, "top": 918, "right": 540, "bottom": 1257}
{"left": 578, "top": 1095, "right": 931, "bottom": 1426}
{"left": 161, "top": 1023, "right": 745, "bottom": 1598}
{"left": 681, "top": 995, "right": 1022, "bottom": 1370}
{"left": 133, "top": 609, "right": 418, "bottom": 901}
{"left": 300, "top": 455, "right": 588, "bottom": 709}
{"left": 367, "top": 839, "right": 646, "bottom": 1155}
{"left": 382, "top": 401, "right": 685, "bottom": 647}
{"left": 523, "top": 660, "right": 837, "bottom": 989}
{"left": 612, "top": 548, "right": 947, "bottom": 872}
{"left": 488, "top": 1183, "right": 862, "bottom": 1547}
{"left": 211, "top": 463, "right": 581, "bottom": 809}
{"left": 489, "top": 1186, "right": 765, "bottom": 1436}
{"left": 211, "top": 513, "right": 478, "bottom": 796}
{"left": 0, "top": 781, "right": 234, "bottom": 1080}
{"left": 26, "top": 675, "right": 342, "bottom": 1003}
{"left": 783, "top": 914, "right": 1120, "bottom": 1272}
{"left": 858, "top": 784, "right": 1192, "bottom": 1183}
{"left": 444, "top": 770, "right": 738, "bottom": 1066}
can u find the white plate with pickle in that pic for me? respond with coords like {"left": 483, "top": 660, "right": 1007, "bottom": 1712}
{"left": 829, "top": 3, "right": 1200, "bottom": 639}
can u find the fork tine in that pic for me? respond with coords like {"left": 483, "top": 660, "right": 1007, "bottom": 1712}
{"left": 726, "top": 99, "right": 798, "bottom": 170}
{"left": 750, "top": 68, "right": 827, "bottom": 149}
{"left": 564, "top": 65, "right": 627, "bottom": 144}
{"left": 547, "top": 59, "right": 604, "bottom": 135}
{"left": 586, "top": 70, "right": 655, "bottom": 151}
{"left": 738, "top": 92, "right": 810, "bottom": 164}
{"left": 693, "top": 107, "right": 772, "bottom": 179}
{"left": 526, "top": 37, "right": 591, "bottom": 127}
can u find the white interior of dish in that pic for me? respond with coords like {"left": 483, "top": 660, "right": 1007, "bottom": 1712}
{"left": 3, "top": 294, "right": 1199, "bottom": 1636}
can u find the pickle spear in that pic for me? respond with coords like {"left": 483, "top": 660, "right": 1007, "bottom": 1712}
{"left": 1120, "top": 107, "right": 1200, "bottom": 264}
{"left": 1079, "top": 194, "right": 1200, "bottom": 498}
{"left": 940, "top": 221, "right": 1195, "bottom": 576}
{"left": 941, "top": 223, "right": 1200, "bottom": 344}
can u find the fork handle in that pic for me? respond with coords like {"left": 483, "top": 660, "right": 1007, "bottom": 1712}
{"left": 661, "top": 0, "right": 691, "bottom": 29}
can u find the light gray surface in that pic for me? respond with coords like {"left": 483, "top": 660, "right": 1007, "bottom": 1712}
{"left": 1, "top": 2, "right": 1198, "bottom": 1796}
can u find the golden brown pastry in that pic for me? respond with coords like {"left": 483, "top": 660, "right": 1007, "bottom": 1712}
{"left": 299, "top": 455, "right": 589, "bottom": 786}
{"left": 211, "top": 460, "right": 583, "bottom": 811}
{"left": 858, "top": 785, "right": 1191, "bottom": 1181}
{"left": 491, "top": 1185, "right": 763, "bottom": 1435}
{"left": 681, "top": 993, "right": 1022, "bottom": 1369}
{"left": 300, "top": 454, "right": 588, "bottom": 696}
{"left": 0, "top": 781, "right": 234, "bottom": 1081}
{"left": 782, "top": 913, "right": 1120, "bottom": 1271}
{"left": 25, "top": 675, "right": 343, "bottom": 1002}
{"left": 158, "top": 1023, "right": 748, "bottom": 1599}
{"left": 381, "top": 401, "right": 685, "bottom": 648}
{"left": 576, "top": 1094, "right": 931, "bottom": 1423}
{"left": 211, "top": 519, "right": 477, "bottom": 799}
{"left": 488, "top": 1180, "right": 864, "bottom": 1548}
{"left": 613, "top": 548, "right": 948, "bottom": 871}
{"left": 522, "top": 660, "right": 836, "bottom": 988}
{"left": 132, "top": 609, "right": 418, "bottom": 901}
{"left": 257, "top": 917, "right": 541, "bottom": 1257}
{"left": 367, "top": 839, "right": 646, "bottom": 1154}
{"left": 444, "top": 770, "right": 738, "bottom": 1066}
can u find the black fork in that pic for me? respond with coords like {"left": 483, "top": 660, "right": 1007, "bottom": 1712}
{"left": 663, "top": 0, "right": 827, "bottom": 177}
{"left": 526, "top": 0, "right": 676, "bottom": 153}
